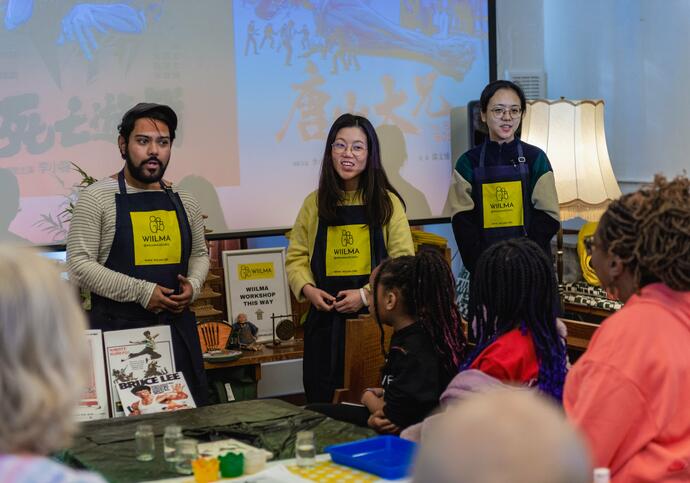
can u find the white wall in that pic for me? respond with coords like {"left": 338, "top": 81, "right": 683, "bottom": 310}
{"left": 546, "top": 0, "right": 690, "bottom": 184}
{"left": 496, "top": 0, "right": 544, "bottom": 80}
{"left": 497, "top": 0, "right": 690, "bottom": 186}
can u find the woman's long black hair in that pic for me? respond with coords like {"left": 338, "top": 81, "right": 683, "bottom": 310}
{"left": 460, "top": 238, "right": 567, "bottom": 401}
{"left": 317, "top": 113, "right": 405, "bottom": 226}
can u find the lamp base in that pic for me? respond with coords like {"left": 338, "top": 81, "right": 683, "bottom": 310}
{"left": 557, "top": 225, "right": 564, "bottom": 285}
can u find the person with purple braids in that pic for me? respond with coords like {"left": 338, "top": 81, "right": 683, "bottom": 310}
{"left": 460, "top": 237, "right": 567, "bottom": 400}
{"left": 400, "top": 238, "right": 567, "bottom": 442}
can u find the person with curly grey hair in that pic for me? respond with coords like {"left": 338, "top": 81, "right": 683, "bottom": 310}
{"left": 0, "top": 246, "right": 105, "bottom": 482}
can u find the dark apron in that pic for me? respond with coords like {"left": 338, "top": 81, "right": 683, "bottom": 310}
{"left": 89, "top": 170, "right": 208, "bottom": 406}
{"left": 303, "top": 205, "right": 388, "bottom": 403}
{"left": 474, "top": 140, "right": 531, "bottom": 250}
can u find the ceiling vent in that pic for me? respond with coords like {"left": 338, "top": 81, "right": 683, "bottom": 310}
{"left": 505, "top": 70, "right": 546, "bottom": 99}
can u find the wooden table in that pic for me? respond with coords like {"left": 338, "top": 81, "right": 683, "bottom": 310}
{"left": 203, "top": 339, "right": 303, "bottom": 376}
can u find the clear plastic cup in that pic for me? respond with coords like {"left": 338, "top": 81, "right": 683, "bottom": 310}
{"left": 295, "top": 431, "right": 316, "bottom": 468}
{"left": 244, "top": 449, "right": 267, "bottom": 474}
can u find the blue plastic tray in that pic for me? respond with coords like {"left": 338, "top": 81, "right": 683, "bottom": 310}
{"left": 325, "top": 435, "right": 417, "bottom": 480}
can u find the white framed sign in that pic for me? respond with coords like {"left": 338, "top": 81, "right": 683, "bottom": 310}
{"left": 222, "top": 248, "right": 291, "bottom": 342}
{"left": 76, "top": 330, "right": 109, "bottom": 421}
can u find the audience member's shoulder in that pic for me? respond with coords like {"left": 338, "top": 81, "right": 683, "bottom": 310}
{"left": 0, "top": 455, "right": 106, "bottom": 483}
{"left": 585, "top": 302, "right": 668, "bottom": 362}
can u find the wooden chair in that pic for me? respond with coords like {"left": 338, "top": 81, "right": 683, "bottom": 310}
{"left": 560, "top": 317, "right": 599, "bottom": 351}
{"left": 332, "top": 314, "right": 393, "bottom": 404}
{"left": 197, "top": 320, "right": 232, "bottom": 353}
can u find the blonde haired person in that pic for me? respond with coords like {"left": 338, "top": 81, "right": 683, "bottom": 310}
{"left": 0, "top": 246, "right": 105, "bottom": 483}
{"left": 412, "top": 389, "right": 591, "bottom": 483}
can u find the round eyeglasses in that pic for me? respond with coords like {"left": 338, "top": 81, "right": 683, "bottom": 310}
{"left": 489, "top": 106, "right": 522, "bottom": 119}
{"left": 332, "top": 141, "right": 367, "bottom": 156}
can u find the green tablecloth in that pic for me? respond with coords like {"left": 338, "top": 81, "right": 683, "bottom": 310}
{"left": 63, "top": 399, "right": 375, "bottom": 483}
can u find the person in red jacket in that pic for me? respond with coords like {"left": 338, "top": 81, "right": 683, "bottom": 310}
{"left": 459, "top": 237, "right": 568, "bottom": 401}
{"left": 564, "top": 174, "right": 690, "bottom": 482}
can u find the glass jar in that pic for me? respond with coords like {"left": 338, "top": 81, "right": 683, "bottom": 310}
{"left": 174, "top": 438, "right": 198, "bottom": 475}
{"left": 134, "top": 424, "right": 155, "bottom": 462}
{"left": 163, "top": 425, "right": 183, "bottom": 463}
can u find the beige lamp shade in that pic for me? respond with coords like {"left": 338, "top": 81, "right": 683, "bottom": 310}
{"left": 521, "top": 99, "right": 622, "bottom": 221}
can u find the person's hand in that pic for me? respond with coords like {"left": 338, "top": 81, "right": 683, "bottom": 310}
{"left": 302, "top": 284, "right": 335, "bottom": 311}
{"left": 363, "top": 387, "right": 384, "bottom": 398}
{"left": 333, "top": 289, "right": 363, "bottom": 314}
{"left": 146, "top": 284, "right": 179, "bottom": 314}
{"left": 169, "top": 274, "right": 193, "bottom": 313}
{"left": 360, "top": 388, "right": 384, "bottom": 406}
{"left": 367, "top": 409, "right": 400, "bottom": 434}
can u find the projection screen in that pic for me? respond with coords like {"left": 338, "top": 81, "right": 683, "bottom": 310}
{"left": 0, "top": 0, "right": 490, "bottom": 245}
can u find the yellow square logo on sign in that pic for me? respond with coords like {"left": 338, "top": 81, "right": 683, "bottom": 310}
{"left": 482, "top": 180, "right": 524, "bottom": 228}
{"left": 237, "top": 262, "right": 275, "bottom": 280}
{"left": 130, "top": 210, "right": 182, "bottom": 266}
{"left": 325, "top": 224, "right": 371, "bottom": 277}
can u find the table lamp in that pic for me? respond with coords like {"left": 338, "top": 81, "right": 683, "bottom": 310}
{"left": 521, "top": 98, "right": 622, "bottom": 281}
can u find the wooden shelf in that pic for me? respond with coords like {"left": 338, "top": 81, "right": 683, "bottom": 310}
{"left": 564, "top": 302, "right": 615, "bottom": 320}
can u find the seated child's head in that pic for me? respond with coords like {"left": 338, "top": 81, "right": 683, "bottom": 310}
{"left": 371, "top": 248, "right": 466, "bottom": 373}
{"left": 466, "top": 238, "right": 566, "bottom": 399}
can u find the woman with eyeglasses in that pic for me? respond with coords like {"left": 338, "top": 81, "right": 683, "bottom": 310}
{"left": 447, "top": 80, "right": 560, "bottom": 273}
{"left": 564, "top": 175, "right": 690, "bottom": 482}
{"left": 286, "top": 113, "right": 414, "bottom": 403}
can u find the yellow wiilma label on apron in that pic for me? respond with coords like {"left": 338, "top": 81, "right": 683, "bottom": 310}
{"left": 130, "top": 210, "right": 182, "bottom": 265}
{"left": 325, "top": 224, "right": 371, "bottom": 276}
{"left": 482, "top": 180, "right": 524, "bottom": 228}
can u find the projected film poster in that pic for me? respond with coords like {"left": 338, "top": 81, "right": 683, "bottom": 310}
{"left": 103, "top": 326, "right": 175, "bottom": 417}
{"left": 230, "top": 0, "right": 490, "bottom": 226}
{"left": 1, "top": 1, "right": 489, "bottom": 244}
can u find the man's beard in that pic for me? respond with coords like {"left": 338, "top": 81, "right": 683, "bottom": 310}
{"left": 124, "top": 151, "right": 168, "bottom": 184}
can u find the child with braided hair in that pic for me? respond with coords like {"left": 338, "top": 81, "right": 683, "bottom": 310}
{"left": 307, "top": 248, "right": 466, "bottom": 434}
{"left": 460, "top": 237, "right": 568, "bottom": 400}
{"left": 399, "top": 237, "right": 567, "bottom": 442}
{"left": 564, "top": 175, "right": 690, "bottom": 482}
